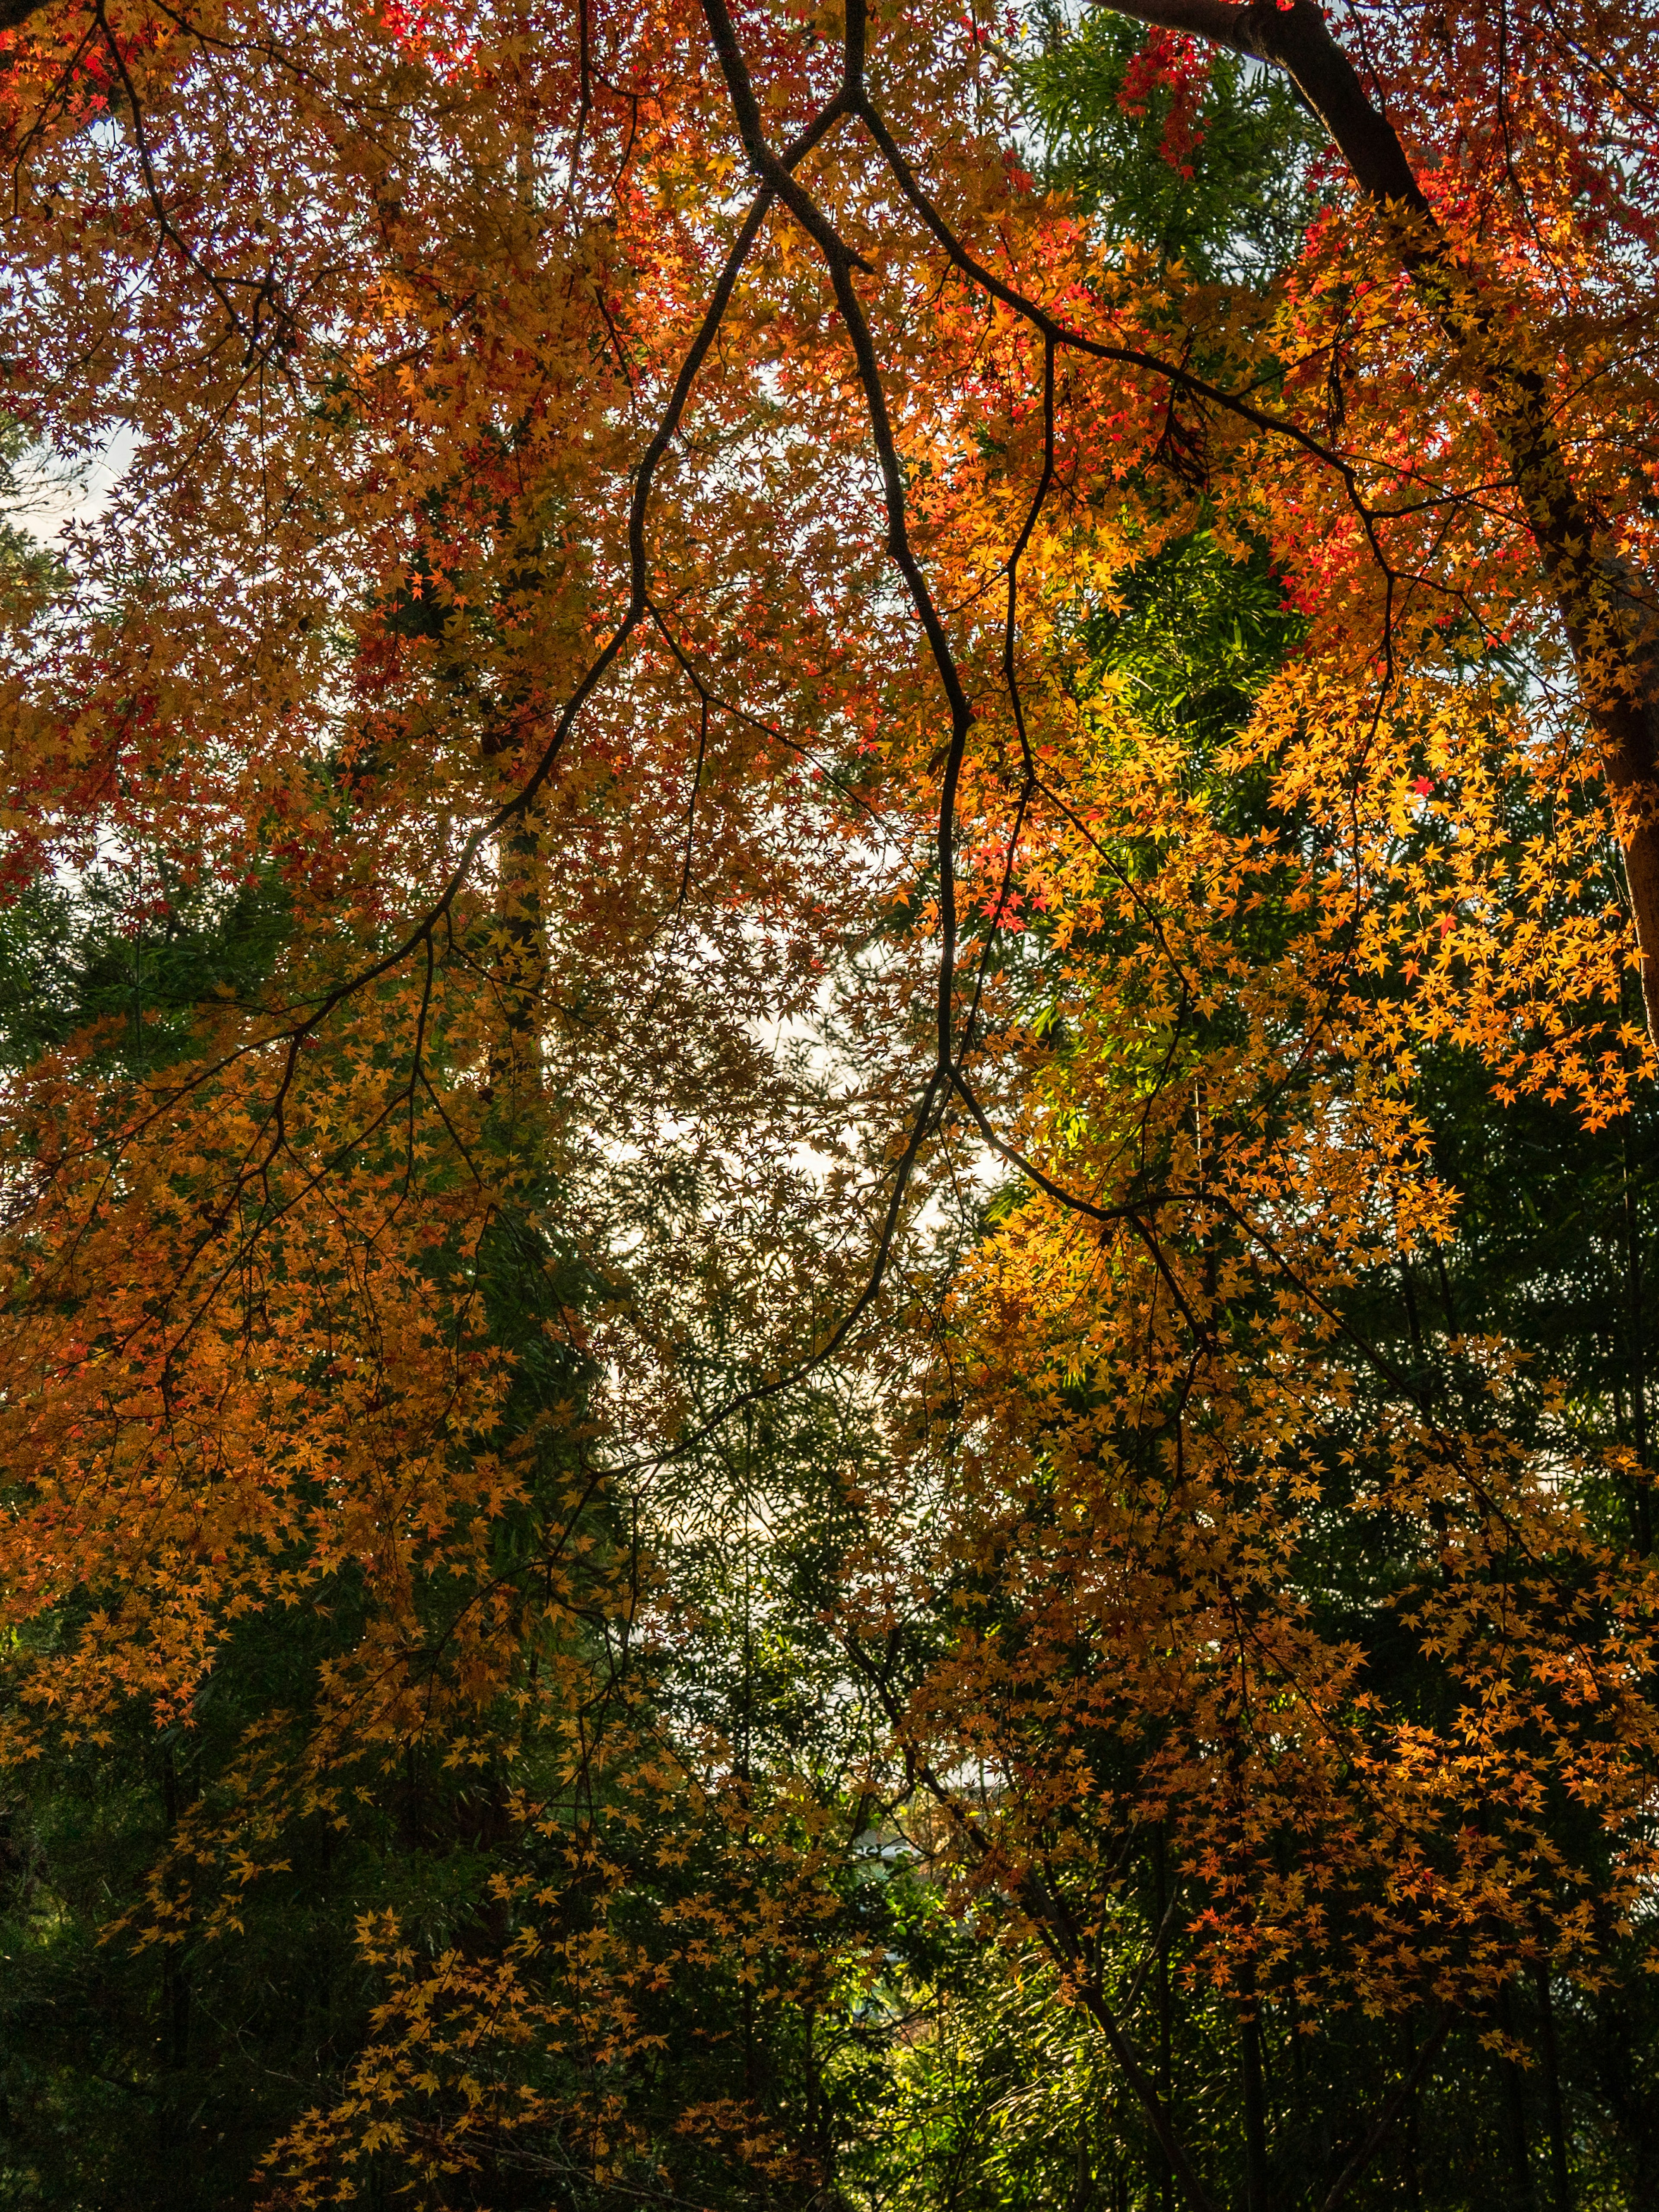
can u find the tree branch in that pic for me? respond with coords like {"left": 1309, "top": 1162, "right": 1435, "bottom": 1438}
{"left": 1319, "top": 2012, "right": 1453, "bottom": 2212}
{"left": 1097, "top": 0, "right": 1659, "bottom": 1038}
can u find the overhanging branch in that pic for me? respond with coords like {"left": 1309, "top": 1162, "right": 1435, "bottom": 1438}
{"left": 1094, "top": 0, "right": 1659, "bottom": 1038}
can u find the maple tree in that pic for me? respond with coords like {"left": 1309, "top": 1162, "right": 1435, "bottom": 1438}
{"left": 0, "top": 0, "right": 1656, "bottom": 2203}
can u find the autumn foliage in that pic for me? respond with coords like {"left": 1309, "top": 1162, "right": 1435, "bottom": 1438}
{"left": 0, "top": 0, "right": 1656, "bottom": 2202}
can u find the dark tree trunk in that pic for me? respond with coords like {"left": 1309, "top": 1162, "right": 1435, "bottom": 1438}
{"left": 1534, "top": 1967, "right": 1573, "bottom": 2212}
{"left": 1241, "top": 2005, "right": 1270, "bottom": 2212}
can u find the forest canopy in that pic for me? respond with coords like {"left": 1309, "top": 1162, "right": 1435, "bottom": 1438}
{"left": 0, "top": 0, "right": 1656, "bottom": 2205}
